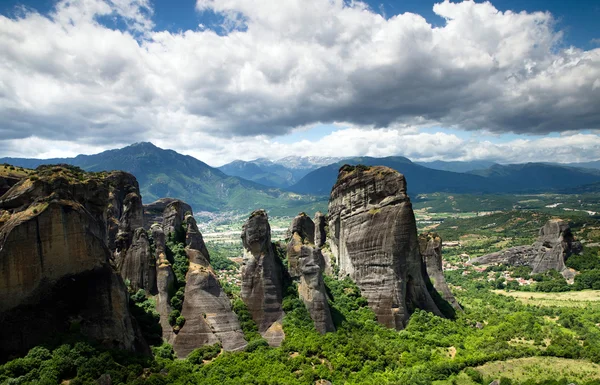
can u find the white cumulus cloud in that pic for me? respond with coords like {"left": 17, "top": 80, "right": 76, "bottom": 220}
{"left": 0, "top": 0, "right": 599, "bottom": 162}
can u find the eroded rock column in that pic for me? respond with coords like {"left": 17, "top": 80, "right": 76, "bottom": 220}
{"left": 328, "top": 165, "right": 454, "bottom": 329}
{"left": 287, "top": 213, "right": 335, "bottom": 334}
{"left": 418, "top": 232, "right": 461, "bottom": 312}
{"left": 241, "top": 210, "right": 285, "bottom": 346}
{"left": 172, "top": 214, "right": 247, "bottom": 357}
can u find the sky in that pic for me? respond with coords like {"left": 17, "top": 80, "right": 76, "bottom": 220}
{"left": 0, "top": 0, "right": 599, "bottom": 167}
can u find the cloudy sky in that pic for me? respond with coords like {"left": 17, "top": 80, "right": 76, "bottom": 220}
{"left": 0, "top": 0, "right": 599, "bottom": 166}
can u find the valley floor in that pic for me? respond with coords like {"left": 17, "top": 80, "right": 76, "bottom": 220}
{"left": 436, "top": 357, "right": 600, "bottom": 385}
{"left": 493, "top": 289, "right": 600, "bottom": 307}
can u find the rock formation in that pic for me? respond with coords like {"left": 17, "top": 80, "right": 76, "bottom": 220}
{"left": 241, "top": 210, "right": 285, "bottom": 346}
{"left": 471, "top": 219, "right": 582, "bottom": 280}
{"left": 143, "top": 198, "right": 191, "bottom": 237}
{"left": 172, "top": 214, "right": 247, "bottom": 357}
{"left": 0, "top": 165, "right": 147, "bottom": 360}
{"left": 0, "top": 173, "right": 22, "bottom": 196}
{"left": 106, "top": 172, "right": 144, "bottom": 253}
{"left": 290, "top": 212, "right": 315, "bottom": 244}
{"left": 287, "top": 213, "right": 335, "bottom": 333}
{"left": 117, "top": 228, "right": 157, "bottom": 294}
{"left": 314, "top": 212, "right": 334, "bottom": 275}
{"left": 314, "top": 211, "right": 327, "bottom": 248}
{"left": 97, "top": 172, "right": 161, "bottom": 297}
{"left": 418, "top": 232, "right": 461, "bottom": 311}
{"left": 151, "top": 223, "right": 176, "bottom": 343}
{"left": 328, "top": 165, "right": 454, "bottom": 329}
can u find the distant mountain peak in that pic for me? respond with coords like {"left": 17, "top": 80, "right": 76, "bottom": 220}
{"left": 274, "top": 156, "right": 342, "bottom": 170}
{"left": 128, "top": 142, "right": 160, "bottom": 149}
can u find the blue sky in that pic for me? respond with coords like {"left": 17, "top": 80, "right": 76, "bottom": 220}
{"left": 0, "top": 0, "right": 598, "bottom": 164}
{"left": 4, "top": 0, "right": 598, "bottom": 48}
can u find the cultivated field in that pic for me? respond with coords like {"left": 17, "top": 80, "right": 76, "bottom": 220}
{"left": 475, "top": 357, "right": 600, "bottom": 382}
{"left": 435, "top": 357, "right": 600, "bottom": 384}
{"left": 493, "top": 289, "right": 600, "bottom": 307}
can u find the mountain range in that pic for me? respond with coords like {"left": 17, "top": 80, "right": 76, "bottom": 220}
{"left": 0, "top": 142, "right": 323, "bottom": 215}
{"left": 217, "top": 157, "right": 341, "bottom": 188}
{"left": 2, "top": 143, "right": 600, "bottom": 215}
{"left": 289, "top": 158, "right": 600, "bottom": 195}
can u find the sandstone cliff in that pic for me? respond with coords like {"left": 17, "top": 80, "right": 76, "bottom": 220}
{"left": 314, "top": 211, "right": 327, "bottom": 249}
{"left": 143, "top": 198, "right": 191, "bottom": 237}
{"left": 172, "top": 214, "right": 247, "bottom": 357}
{"left": 241, "top": 210, "right": 285, "bottom": 346}
{"left": 102, "top": 172, "right": 162, "bottom": 298}
{"left": 314, "top": 211, "right": 333, "bottom": 275}
{"left": 117, "top": 228, "right": 157, "bottom": 294}
{"left": 471, "top": 219, "right": 582, "bottom": 280}
{"left": 0, "top": 171, "right": 23, "bottom": 196}
{"left": 287, "top": 213, "right": 335, "bottom": 334}
{"left": 0, "top": 165, "right": 147, "bottom": 359}
{"left": 106, "top": 172, "right": 144, "bottom": 253}
{"left": 418, "top": 232, "right": 461, "bottom": 311}
{"left": 328, "top": 165, "right": 454, "bottom": 329}
{"left": 151, "top": 223, "right": 176, "bottom": 344}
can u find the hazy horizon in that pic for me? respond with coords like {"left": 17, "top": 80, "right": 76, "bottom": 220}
{"left": 2, "top": 140, "right": 600, "bottom": 169}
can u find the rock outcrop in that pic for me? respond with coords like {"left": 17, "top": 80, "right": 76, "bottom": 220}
{"left": 172, "top": 214, "right": 247, "bottom": 357}
{"left": 314, "top": 211, "right": 327, "bottom": 248}
{"left": 471, "top": 219, "right": 582, "bottom": 280}
{"left": 101, "top": 172, "right": 159, "bottom": 296}
{"left": 0, "top": 165, "right": 147, "bottom": 360}
{"left": 287, "top": 213, "right": 335, "bottom": 333}
{"left": 143, "top": 198, "right": 191, "bottom": 237}
{"left": 0, "top": 173, "right": 22, "bottom": 196}
{"left": 117, "top": 228, "right": 157, "bottom": 294}
{"left": 314, "top": 212, "right": 333, "bottom": 275}
{"left": 241, "top": 210, "right": 285, "bottom": 346}
{"left": 328, "top": 165, "right": 454, "bottom": 329}
{"left": 106, "top": 172, "right": 144, "bottom": 253}
{"left": 151, "top": 223, "right": 176, "bottom": 343}
{"left": 418, "top": 232, "right": 461, "bottom": 311}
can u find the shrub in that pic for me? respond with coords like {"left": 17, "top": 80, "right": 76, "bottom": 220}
{"left": 168, "top": 310, "right": 180, "bottom": 326}
{"left": 245, "top": 339, "right": 269, "bottom": 353}
{"left": 186, "top": 343, "right": 222, "bottom": 365}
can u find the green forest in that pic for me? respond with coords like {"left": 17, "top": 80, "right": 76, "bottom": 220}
{"left": 2, "top": 214, "right": 600, "bottom": 385}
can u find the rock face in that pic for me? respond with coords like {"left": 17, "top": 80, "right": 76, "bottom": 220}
{"left": 101, "top": 172, "right": 158, "bottom": 296}
{"left": 143, "top": 198, "right": 191, "bottom": 237}
{"left": 418, "top": 233, "right": 461, "bottom": 311}
{"left": 0, "top": 165, "right": 147, "bottom": 360}
{"left": 328, "top": 165, "right": 454, "bottom": 329}
{"left": 314, "top": 212, "right": 334, "bottom": 275}
{"left": 471, "top": 219, "right": 582, "bottom": 279}
{"left": 314, "top": 211, "right": 327, "bottom": 248}
{"left": 241, "top": 210, "right": 285, "bottom": 346}
{"left": 287, "top": 213, "right": 335, "bottom": 333}
{"left": 290, "top": 212, "right": 315, "bottom": 244}
{"left": 532, "top": 220, "right": 581, "bottom": 276}
{"left": 151, "top": 223, "right": 176, "bottom": 343}
{"left": 106, "top": 172, "right": 144, "bottom": 253}
{"left": 117, "top": 228, "right": 157, "bottom": 294}
{"left": 172, "top": 215, "right": 247, "bottom": 357}
{"left": 0, "top": 174, "right": 22, "bottom": 196}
